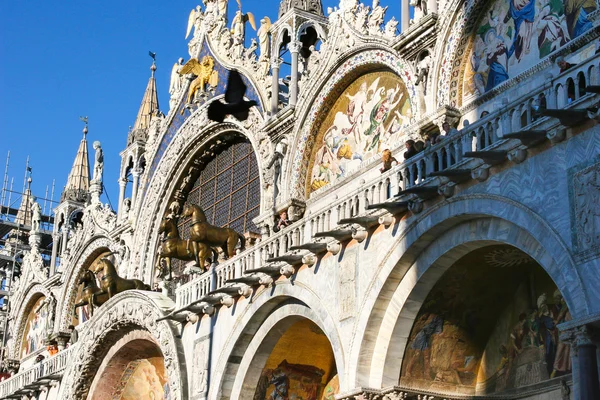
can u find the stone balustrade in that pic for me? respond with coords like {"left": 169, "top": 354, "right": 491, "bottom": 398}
{"left": 175, "top": 54, "right": 599, "bottom": 309}
{"left": 0, "top": 344, "right": 75, "bottom": 398}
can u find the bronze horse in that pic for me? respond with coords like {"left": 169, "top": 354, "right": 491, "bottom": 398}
{"left": 73, "top": 269, "right": 108, "bottom": 318}
{"left": 181, "top": 204, "right": 245, "bottom": 258}
{"left": 90, "top": 255, "right": 150, "bottom": 300}
{"left": 157, "top": 217, "right": 218, "bottom": 280}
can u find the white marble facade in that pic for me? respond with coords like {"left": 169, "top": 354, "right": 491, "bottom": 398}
{"left": 3, "top": 0, "right": 600, "bottom": 399}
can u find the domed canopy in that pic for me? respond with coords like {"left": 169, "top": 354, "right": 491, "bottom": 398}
{"left": 278, "top": 0, "right": 324, "bottom": 18}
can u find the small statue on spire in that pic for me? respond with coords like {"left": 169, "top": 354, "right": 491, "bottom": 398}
{"left": 231, "top": 0, "right": 256, "bottom": 59}
{"left": 92, "top": 141, "right": 104, "bottom": 184}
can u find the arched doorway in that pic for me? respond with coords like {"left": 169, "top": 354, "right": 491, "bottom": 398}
{"left": 88, "top": 330, "right": 170, "bottom": 400}
{"left": 399, "top": 244, "right": 572, "bottom": 396}
{"left": 245, "top": 318, "right": 339, "bottom": 400}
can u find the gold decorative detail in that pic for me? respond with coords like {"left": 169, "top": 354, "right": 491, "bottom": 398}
{"left": 157, "top": 217, "right": 218, "bottom": 280}
{"left": 73, "top": 270, "right": 108, "bottom": 319}
{"left": 180, "top": 55, "right": 217, "bottom": 105}
{"left": 181, "top": 204, "right": 246, "bottom": 259}
{"left": 90, "top": 255, "right": 150, "bottom": 299}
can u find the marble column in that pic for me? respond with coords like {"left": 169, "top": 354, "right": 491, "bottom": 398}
{"left": 117, "top": 177, "right": 127, "bottom": 219}
{"left": 49, "top": 233, "right": 59, "bottom": 276}
{"left": 289, "top": 41, "right": 302, "bottom": 107}
{"left": 575, "top": 326, "right": 600, "bottom": 400}
{"left": 60, "top": 227, "right": 69, "bottom": 257}
{"left": 131, "top": 168, "right": 141, "bottom": 209}
{"left": 401, "top": 0, "right": 410, "bottom": 32}
{"left": 271, "top": 59, "right": 280, "bottom": 115}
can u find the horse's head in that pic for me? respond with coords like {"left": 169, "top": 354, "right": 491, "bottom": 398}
{"left": 159, "top": 217, "right": 178, "bottom": 239}
{"left": 181, "top": 204, "right": 192, "bottom": 218}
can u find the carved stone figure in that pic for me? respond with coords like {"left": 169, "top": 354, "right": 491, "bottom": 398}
{"left": 409, "top": 0, "right": 427, "bottom": 24}
{"left": 92, "top": 141, "right": 103, "bottom": 183}
{"left": 181, "top": 204, "right": 246, "bottom": 258}
{"left": 157, "top": 217, "right": 218, "bottom": 280}
{"left": 180, "top": 56, "right": 219, "bottom": 104}
{"left": 169, "top": 57, "right": 185, "bottom": 101}
{"left": 186, "top": 6, "right": 203, "bottom": 39}
{"left": 90, "top": 255, "right": 150, "bottom": 300}
{"left": 257, "top": 16, "right": 271, "bottom": 62}
{"left": 217, "top": 0, "right": 228, "bottom": 17}
{"left": 31, "top": 200, "right": 42, "bottom": 231}
{"left": 231, "top": 8, "right": 256, "bottom": 59}
{"left": 384, "top": 17, "right": 399, "bottom": 38}
{"left": 415, "top": 54, "right": 432, "bottom": 92}
{"left": 73, "top": 269, "right": 108, "bottom": 318}
{"left": 267, "top": 138, "right": 288, "bottom": 206}
{"left": 355, "top": 4, "right": 370, "bottom": 33}
{"left": 244, "top": 38, "right": 258, "bottom": 63}
{"left": 368, "top": 0, "right": 387, "bottom": 34}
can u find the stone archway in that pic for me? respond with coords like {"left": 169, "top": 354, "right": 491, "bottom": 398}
{"left": 286, "top": 48, "right": 419, "bottom": 199}
{"left": 56, "top": 236, "right": 112, "bottom": 333}
{"left": 58, "top": 291, "right": 187, "bottom": 400}
{"left": 347, "top": 194, "right": 586, "bottom": 389}
{"left": 87, "top": 330, "right": 168, "bottom": 400}
{"left": 211, "top": 282, "right": 346, "bottom": 399}
{"left": 131, "top": 103, "right": 268, "bottom": 283}
{"left": 10, "top": 284, "right": 53, "bottom": 360}
{"left": 394, "top": 243, "right": 573, "bottom": 396}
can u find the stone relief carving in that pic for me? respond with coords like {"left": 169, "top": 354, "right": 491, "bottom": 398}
{"left": 571, "top": 159, "right": 600, "bottom": 262}
{"left": 58, "top": 293, "right": 185, "bottom": 400}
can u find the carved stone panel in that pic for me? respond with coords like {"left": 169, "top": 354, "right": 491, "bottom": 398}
{"left": 569, "top": 157, "right": 600, "bottom": 263}
{"left": 339, "top": 247, "right": 357, "bottom": 321}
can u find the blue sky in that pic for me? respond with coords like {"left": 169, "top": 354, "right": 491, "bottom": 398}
{"left": 0, "top": 0, "right": 400, "bottom": 213}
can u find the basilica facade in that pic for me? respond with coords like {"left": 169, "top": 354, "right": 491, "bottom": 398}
{"left": 1, "top": 0, "right": 600, "bottom": 399}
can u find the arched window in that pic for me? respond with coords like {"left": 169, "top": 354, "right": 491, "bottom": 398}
{"left": 173, "top": 140, "right": 260, "bottom": 278}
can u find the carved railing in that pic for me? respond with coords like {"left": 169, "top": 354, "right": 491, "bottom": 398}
{"left": 0, "top": 345, "right": 75, "bottom": 398}
{"left": 176, "top": 54, "right": 600, "bottom": 308}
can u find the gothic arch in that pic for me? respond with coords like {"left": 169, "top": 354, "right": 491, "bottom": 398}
{"left": 211, "top": 281, "right": 346, "bottom": 398}
{"left": 132, "top": 102, "right": 267, "bottom": 283}
{"left": 10, "top": 283, "right": 53, "bottom": 359}
{"left": 56, "top": 236, "right": 112, "bottom": 332}
{"left": 296, "top": 21, "right": 327, "bottom": 42}
{"left": 287, "top": 47, "right": 419, "bottom": 199}
{"left": 346, "top": 194, "right": 587, "bottom": 388}
{"left": 57, "top": 291, "right": 187, "bottom": 400}
{"left": 430, "top": 0, "right": 492, "bottom": 108}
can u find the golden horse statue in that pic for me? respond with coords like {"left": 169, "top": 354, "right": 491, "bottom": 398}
{"left": 157, "top": 217, "right": 219, "bottom": 280}
{"left": 180, "top": 55, "right": 218, "bottom": 105}
{"left": 73, "top": 269, "right": 108, "bottom": 318}
{"left": 181, "top": 204, "right": 245, "bottom": 259}
{"left": 90, "top": 255, "right": 150, "bottom": 300}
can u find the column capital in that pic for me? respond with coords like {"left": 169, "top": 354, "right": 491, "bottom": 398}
{"left": 288, "top": 40, "right": 302, "bottom": 54}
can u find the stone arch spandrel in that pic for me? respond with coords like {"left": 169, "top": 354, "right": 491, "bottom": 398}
{"left": 56, "top": 236, "right": 112, "bottom": 333}
{"left": 10, "top": 284, "right": 53, "bottom": 360}
{"left": 131, "top": 102, "right": 267, "bottom": 283}
{"left": 287, "top": 48, "right": 418, "bottom": 199}
{"left": 58, "top": 290, "right": 187, "bottom": 400}
{"left": 211, "top": 281, "right": 346, "bottom": 399}
{"left": 346, "top": 194, "right": 587, "bottom": 388}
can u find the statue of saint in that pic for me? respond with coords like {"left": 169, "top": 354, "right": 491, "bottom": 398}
{"left": 169, "top": 58, "right": 185, "bottom": 96}
{"left": 93, "top": 141, "right": 104, "bottom": 183}
{"left": 31, "top": 200, "right": 42, "bottom": 231}
{"left": 257, "top": 17, "right": 271, "bottom": 62}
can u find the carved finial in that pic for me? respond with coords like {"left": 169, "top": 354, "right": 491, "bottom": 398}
{"left": 79, "top": 116, "right": 89, "bottom": 136}
{"left": 149, "top": 51, "right": 157, "bottom": 77}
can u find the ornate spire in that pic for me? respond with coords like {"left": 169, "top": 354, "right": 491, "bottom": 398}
{"left": 129, "top": 56, "right": 160, "bottom": 145}
{"left": 279, "top": 0, "right": 324, "bottom": 18}
{"left": 14, "top": 188, "right": 33, "bottom": 226}
{"left": 61, "top": 124, "right": 90, "bottom": 202}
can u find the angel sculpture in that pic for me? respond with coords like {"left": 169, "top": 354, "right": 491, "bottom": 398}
{"left": 231, "top": 0, "right": 256, "bottom": 49}
{"left": 186, "top": 6, "right": 203, "bottom": 39}
{"left": 257, "top": 17, "right": 271, "bottom": 61}
{"left": 180, "top": 56, "right": 219, "bottom": 105}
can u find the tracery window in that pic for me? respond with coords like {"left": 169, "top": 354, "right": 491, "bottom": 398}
{"left": 174, "top": 141, "right": 260, "bottom": 278}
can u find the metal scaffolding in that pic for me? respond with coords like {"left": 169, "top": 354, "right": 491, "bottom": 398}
{"left": 0, "top": 152, "right": 57, "bottom": 366}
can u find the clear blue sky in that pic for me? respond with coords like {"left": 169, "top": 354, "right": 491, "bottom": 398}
{"left": 0, "top": 0, "right": 400, "bottom": 213}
